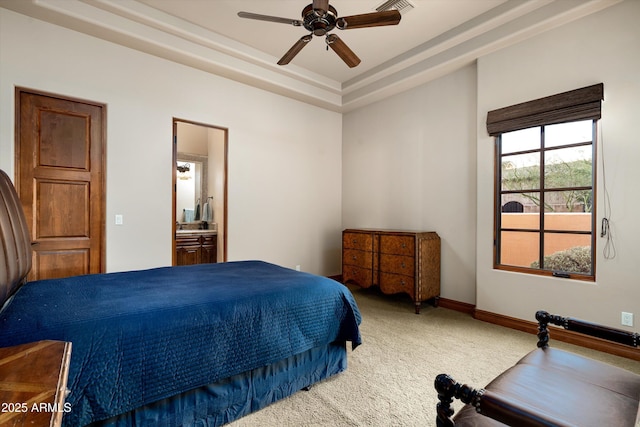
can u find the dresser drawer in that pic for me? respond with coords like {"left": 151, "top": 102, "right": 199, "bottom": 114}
{"left": 380, "top": 253, "right": 415, "bottom": 276}
{"left": 342, "top": 265, "right": 374, "bottom": 288}
{"left": 380, "top": 234, "right": 414, "bottom": 256}
{"left": 343, "top": 249, "right": 373, "bottom": 269}
{"left": 380, "top": 272, "right": 414, "bottom": 297}
{"left": 343, "top": 232, "right": 373, "bottom": 251}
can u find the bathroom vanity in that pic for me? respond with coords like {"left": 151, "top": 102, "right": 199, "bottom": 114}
{"left": 175, "top": 230, "right": 218, "bottom": 266}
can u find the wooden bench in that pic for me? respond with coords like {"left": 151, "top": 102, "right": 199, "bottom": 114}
{"left": 435, "top": 310, "right": 640, "bottom": 427}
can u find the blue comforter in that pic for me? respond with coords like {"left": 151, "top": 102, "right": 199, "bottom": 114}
{"left": 0, "top": 261, "right": 361, "bottom": 426}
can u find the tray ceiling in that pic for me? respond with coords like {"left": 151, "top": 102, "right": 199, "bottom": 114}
{"left": 0, "top": 0, "right": 621, "bottom": 111}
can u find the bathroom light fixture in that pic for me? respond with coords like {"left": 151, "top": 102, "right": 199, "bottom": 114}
{"left": 177, "top": 163, "right": 192, "bottom": 180}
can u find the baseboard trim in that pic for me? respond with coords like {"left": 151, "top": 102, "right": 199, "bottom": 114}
{"left": 474, "top": 309, "right": 640, "bottom": 361}
{"left": 336, "top": 279, "right": 639, "bottom": 361}
{"left": 437, "top": 298, "right": 475, "bottom": 315}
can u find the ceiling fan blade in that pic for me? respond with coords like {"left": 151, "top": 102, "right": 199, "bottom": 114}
{"left": 336, "top": 10, "right": 401, "bottom": 29}
{"left": 326, "top": 34, "right": 361, "bottom": 68}
{"left": 312, "top": 0, "right": 330, "bottom": 14}
{"left": 237, "top": 11, "right": 302, "bottom": 27}
{"left": 277, "top": 35, "right": 313, "bottom": 66}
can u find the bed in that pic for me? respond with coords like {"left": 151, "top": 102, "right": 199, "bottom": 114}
{"left": 0, "top": 169, "right": 362, "bottom": 426}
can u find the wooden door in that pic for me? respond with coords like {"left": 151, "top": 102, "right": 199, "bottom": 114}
{"left": 16, "top": 89, "right": 105, "bottom": 281}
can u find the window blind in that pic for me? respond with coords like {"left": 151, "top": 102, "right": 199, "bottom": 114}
{"left": 486, "top": 83, "right": 603, "bottom": 136}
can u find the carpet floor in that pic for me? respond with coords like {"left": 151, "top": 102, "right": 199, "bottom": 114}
{"left": 230, "top": 285, "right": 640, "bottom": 426}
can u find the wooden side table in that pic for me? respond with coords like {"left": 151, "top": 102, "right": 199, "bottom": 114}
{"left": 0, "top": 340, "right": 72, "bottom": 427}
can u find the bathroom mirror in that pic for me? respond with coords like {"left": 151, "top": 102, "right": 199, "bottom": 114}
{"left": 176, "top": 155, "right": 207, "bottom": 223}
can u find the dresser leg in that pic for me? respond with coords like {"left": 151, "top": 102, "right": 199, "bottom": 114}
{"left": 414, "top": 302, "right": 421, "bottom": 314}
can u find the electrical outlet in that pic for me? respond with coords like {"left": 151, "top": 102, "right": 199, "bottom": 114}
{"left": 621, "top": 312, "right": 633, "bottom": 327}
{"left": 115, "top": 214, "right": 123, "bottom": 225}
{"left": 295, "top": 265, "right": 301, "bottom": 271}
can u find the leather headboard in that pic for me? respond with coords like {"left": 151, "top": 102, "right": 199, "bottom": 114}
{"left": 0, "top": 169, "right": 32, "bottom": 304}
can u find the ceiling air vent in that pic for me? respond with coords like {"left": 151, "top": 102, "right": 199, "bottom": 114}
{"left": 376, "top": 0, "right": 415, "bottom": 15}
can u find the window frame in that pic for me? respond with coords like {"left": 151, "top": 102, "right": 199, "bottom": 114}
{"left": 487, "top": 84, "right": 603, "bottom": 281}
{"left": 494, "top": 120, "right": 597, "bottom": 281}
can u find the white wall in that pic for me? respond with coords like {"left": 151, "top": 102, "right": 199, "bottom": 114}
{"left": 343, "top": 64, "right": 478, "bottom": 304}
{"left": 0, "top": 9, "right": 343, "bottom": 276}
{"left": 476, "top": 0, "right": 640, "bottom": 327}
{"left": 343, "top": 0, "right": 640, "bottom": 328}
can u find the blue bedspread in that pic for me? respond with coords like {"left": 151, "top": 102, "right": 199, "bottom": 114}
{"left": 0, "top": 261, "right": 361, "bottom": 426}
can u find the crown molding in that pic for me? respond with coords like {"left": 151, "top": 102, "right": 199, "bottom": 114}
{"left": 0, "top": 0, "right": 622, "bottom": 112}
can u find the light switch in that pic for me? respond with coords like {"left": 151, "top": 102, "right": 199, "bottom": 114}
{"left": 115, "top": 214, "right": 123, "bottom": 225}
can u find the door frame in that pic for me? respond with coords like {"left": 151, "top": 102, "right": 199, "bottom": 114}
{"left": 14, "top": 87, "right": 107, "bottom": 276}
{"left": 172, "top": 118, "right": 228, "bottom": 264}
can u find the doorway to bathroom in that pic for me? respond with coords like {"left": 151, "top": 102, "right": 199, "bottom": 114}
{"left": 172, "top": 118, "right": 227, "bottom": 264}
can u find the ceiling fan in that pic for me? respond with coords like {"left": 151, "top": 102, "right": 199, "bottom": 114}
{"left": 238, "top": 0, "right": 401, "bottom": 68}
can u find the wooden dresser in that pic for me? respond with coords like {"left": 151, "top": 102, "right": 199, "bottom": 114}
{"left": 342, "top": 229, "right": 440, "bottom": 313}
{"left": 0, "top": 340, "right": 72, "bottom": 426}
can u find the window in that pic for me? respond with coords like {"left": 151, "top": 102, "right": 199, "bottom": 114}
{"left": 487, "top": 84, "right": 603, "bottom": 280}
